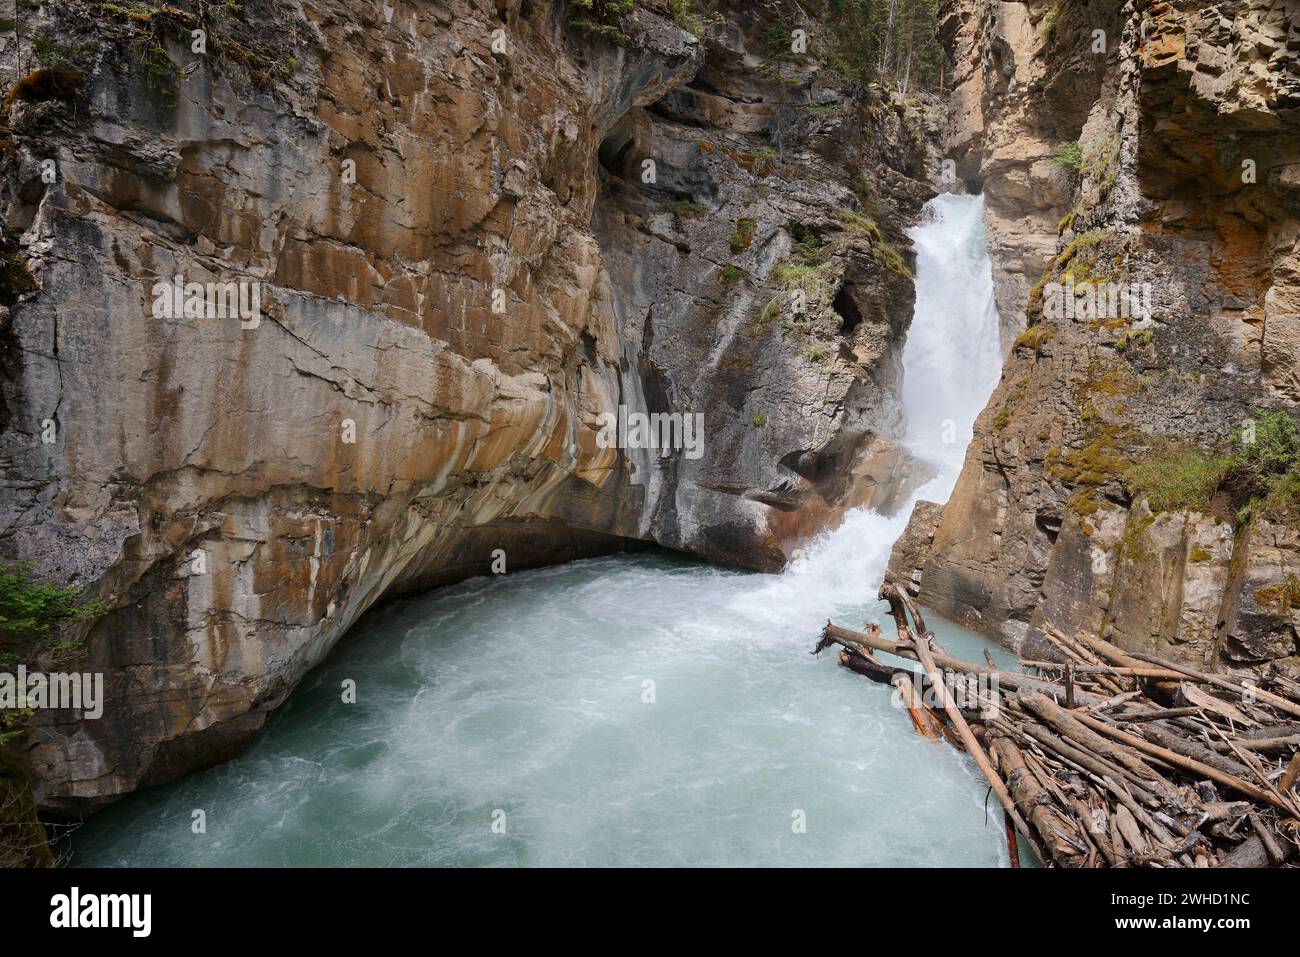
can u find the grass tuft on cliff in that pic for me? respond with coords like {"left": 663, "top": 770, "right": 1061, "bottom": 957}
{"left": 1122, "top": 409, "right": 1300, "bottom": 521}
{"left": 1123, "top": 450, "right": 1234, "bottom": 514}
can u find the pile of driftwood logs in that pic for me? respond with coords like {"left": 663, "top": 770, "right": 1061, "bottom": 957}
{"left": 813, "top": 583, "right": 1300, "bottom": 867}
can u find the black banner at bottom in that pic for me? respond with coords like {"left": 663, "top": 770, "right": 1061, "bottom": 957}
{"left": 0, "top": 865, "right": 1283, "bottom": 942}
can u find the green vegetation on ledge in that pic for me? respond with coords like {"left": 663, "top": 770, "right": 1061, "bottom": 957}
{"left": 0, "top": 563, "right": 106, "bottom": 868}
{"left": 1122, "top": 409, "right": 1300, "bottom": 522}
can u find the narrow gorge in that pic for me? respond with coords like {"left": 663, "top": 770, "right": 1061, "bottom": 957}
{"left": 0, "top": 0, "right": 1297, "bottom": 870}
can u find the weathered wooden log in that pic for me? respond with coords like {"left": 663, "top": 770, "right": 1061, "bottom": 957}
{"left": 1209, "top": 734, "right": 1300, "bottom": 755}
{"left": 816, "top": 599, "right": 1300, "bottom": 868}
{"left": 1264, "top": 671, "right": 1300, "bottom": 704}
{"left": 1043, "top": 629, "right": 1125, "bottom": 695}
{"left": 877, "top": 585, "right": 915, "bottom": 644}
{"left": 837, "top": 648, "right": 901, "bottom": 684}
{"left": 1281, "top": 753, "right": 1300, "bottom": 795}
{"left": 1113, "top": 707, "right": 1207, "bottom": 723}
{"left": 1024, "top": 662, "right": 1192, "bottom": 681}
{"left": 996, "top": 717, "right": 1167, "bottom": 806}
{"left": 1240, "top": 721, "right": 1300, "bottom": 740}
{"left": 1248, "top": 813, "right": 1286, "bottom": 864}
{"left": 1070, "top": 794, "right": 1118, "bottom": 866}
{"left": 890, "top": 672, "right": 945, "bottom": 739}
{"left": 1114, "top": 804, "right": 1148, "bottom": 857}
{"left": 901, "top": 624, "right": 1046, "bottom": 865}
{"left": 1128, "top": 652, "right": 1300, "bottom": 721}
{"left": 1067, "top": 708, "right": 1291, "bottom": 811}
{"left": 1004, "top": 811, "right": 1020, "bottom": 868}
{"left": 1221, "top": 833, "right": 1295, "bottom": 867}
{"left": 816, "top": 622, "right": 1095, "bottom": 701}
{"left": 1067, "top": 629, "right": 1148, "bottom": 670}
{"left": 1106, "top": 775, "right": 1181, "bottom": 849}
{"left": 1020, "top": 692, "right": 1162, "bottom": 781}
{"left": 1082, "top": 689, "right": 1143, "bottom": 714}
{"left": 1195, "top": 802, "right": 1250, "bottom": 827}
{"left": 1140, "top": 722, "right": 1255, "bottom": 779}
{"left": 990, "top": 736, "right": 1084, "bottom": 866}
{"left": 1198, "top": 719, "right": 1300, "bottom": 818}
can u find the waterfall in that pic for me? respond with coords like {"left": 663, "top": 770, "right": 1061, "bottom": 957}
{"left": 69, "top": 195, "right": 1013, "bottom": 868}
{"left": 901, "top": 193, "right": 1005, "bottom": 488}
{"left": 787, "top": 192, "right": 1003, "bottom": 598}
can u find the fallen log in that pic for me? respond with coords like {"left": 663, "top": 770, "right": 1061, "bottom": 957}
{"left": 1019, "top": 692, "right": 1162, "bottom": 782}
{"left": 815, "top": 590, "right": 1300, "bottom": 867}
{"left": 890, "top": 671, "right": 945, "bottom": 739}
{"left": 1068, "top": 709, "right": 1291, "bottom": 812}
{"left": 1023, "top": 662, "right": 1191, "bottom": 681}
{"left": 1281, "top": 753, "right": 1300, "bottom": 795}
{"left": 1004, "top": 811, "right": 1021, "bottom": 868}
{"left": 990, "top": 735, "right": 1085, "bottom": 866}
{"left": 1248, "top": 813, "right": 1286, "bottom": 864}
{"left": 836, "top": 647, "right": 901, "bottom": 684}
{"left": 910, "top": 636, "right": 1046, "bottom": 863}
{"left": 1113, "top": 707, "right": 1207, "bottom": 723}
{"left": 1209, "top": 734, "right": 1300, "bottom": 755}
{"left": 1222, "top": 832, "right": 1295, "bottom": 867}
{"left": 816, "top": 622, "right": 1095, "bottom": 701}
{"left": 1067, "top": 630, "right": 1148, "bottom": 671}
{"left": 1139, "top": 722, "right": 1256, "bottom": 779}
{"left": 1128, "top": 652, "right": 1300, "bottom": 721}
{"left": 876, "top": 584, "right": 1048, "bottom": 864}
{"left": 1007, "top": 718, "right": 1166, "bottom": 806}
{"left": 1071, "top": 794, "right": 1118, "bottom": 866}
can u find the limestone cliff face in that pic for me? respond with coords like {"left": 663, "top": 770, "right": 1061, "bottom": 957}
{"left": 0, "top": 0, "right": 932, "bottom": 810}
{"left": 892, "top": 0, "right": 1300, "bottom": 675}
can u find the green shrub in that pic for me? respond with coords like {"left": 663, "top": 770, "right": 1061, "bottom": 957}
{"left": 1041, "top": 3, "right": 1061, "bottom": 40}
{"left": 1013, "top": 326, "right": 1054, "bottom": 352}
{"left": 0, "top": 564, "right": 105, "bottom": 866}
{"left": 1261, "top": 468, "right": 1300, "bottom": 519}
{"left": 770, "top": 262, "right": 824, "bottom": 293}
{"left": 0, "top": 750, "right": 54, "bottom": 867}
{"left": 570, "top": 0, "right": 635, "bottom": 44}
{"left": 667, "top": 0, "right": 713, "bottom": 38}
{"left": 1114, "top": 327, "right": 1153, "bottom": 353}
{"left": 1240, "top": 408, "right": 1299, "bottom": 471}
{"left": 750, "top": 296, "right": 780, "bottom": 334}
{"left": 0, "top": 562, "right": 105, "bottom": 668}
{"left": 790, "top": 226, "right": 831, "bottom": 267}
{"left": 837, "top": 209, "right": 882, "bottom": 242}
{"left": 835, "top": 210, "right": 910, "bottom": 278}
{"left": 1055, "top": 141, "right": 1085, "bottom": 176}
{"left": 0, "top": 228, "right": 36, "bottom": 306}
{"left": 799, "top": 341, "right": 832, "bottom": 364}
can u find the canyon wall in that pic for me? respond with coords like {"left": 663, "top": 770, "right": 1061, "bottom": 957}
{"left": 0, "top": 1, "right": 932, "bottom": 810}
{"left": 891, "top": 0, "right": 1300, "bottom": 675}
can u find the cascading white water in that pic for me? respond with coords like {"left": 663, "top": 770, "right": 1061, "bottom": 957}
{"left": 70, "top": 195, "right": 1008, "bottom": 867}
{"left": 902, "top": 194, "right": 1005, "bottom": 486}
{"left": 787, "top": 192, "right": 1004, "bottom": 590}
